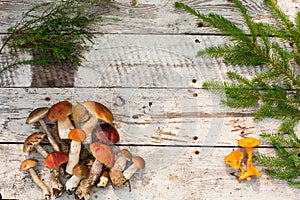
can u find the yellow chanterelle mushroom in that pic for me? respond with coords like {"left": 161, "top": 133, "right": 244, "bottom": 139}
{"left": 225, "top": 149, "right": 245, "bottom": 176}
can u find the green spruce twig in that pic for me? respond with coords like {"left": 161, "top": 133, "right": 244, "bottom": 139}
{"left": 0, "top": 0, "right": 116, "bottom": 73}
{"left": 175, "top": 0, "right": 300, "bottom": 188}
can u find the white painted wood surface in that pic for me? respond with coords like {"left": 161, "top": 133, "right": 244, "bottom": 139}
{"left": 0, "top": 0, "right": 300, "bottom": 199}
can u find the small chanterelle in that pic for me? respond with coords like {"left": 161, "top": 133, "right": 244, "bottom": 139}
{"left": 225, "top": 137, "right": 261, "bottom": 182}
{"left": 21, "top": 100, "right": 146, "bottom": 200}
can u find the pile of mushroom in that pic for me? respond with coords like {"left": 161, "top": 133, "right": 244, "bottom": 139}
{"left": 224, "top": 137, "right": 261, "bottom": 182}
{"left": 20, "top": 100, "right": 146, "bottom": 200}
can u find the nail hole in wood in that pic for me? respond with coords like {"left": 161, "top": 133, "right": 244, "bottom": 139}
{"left": 45, "top": 97, "right": 51, "bottom": 101}
{"left": 194, "top": 150, "right": 199, "bottom": 155}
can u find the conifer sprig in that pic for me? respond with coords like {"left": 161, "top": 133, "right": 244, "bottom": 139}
{"left": 0, "top": 0, "right": 116, "bottom": 73}
{"left": 175, "top": 0, "right": 300, "bottom": 187}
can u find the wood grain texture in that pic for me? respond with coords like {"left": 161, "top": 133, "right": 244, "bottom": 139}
{"left": 0, "top": 0, "right": 298, "bottom": 34}
{"left": 0, "top": 88, "right": 281, "bottom": 145}
{"left": 1, "top": 144, "right": 299, "bottom": 200}
{"left": 0, "top": 34, "right": 266, "bottom": 87}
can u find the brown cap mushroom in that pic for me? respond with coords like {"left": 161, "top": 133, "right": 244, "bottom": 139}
{"left": 48, "top": 101, "right": 73, "bottom": 122}
{"left": 48, "top": 101, "right": 74, "bottom": 140}
{"left": 26, "top": 107, "right": 60, "bottom": 152}
{"left": 123, "top": 156, "right": 145, "bottom": 180}
{"left": 26, "top": 107, "right": 49, "bottom": 124}
{"left": 84, "top": 101, "right": 113, "bottom": 124}
{"left": 44, "top": 151, "right": 69, "bottom": 168}
{"left": 90, "top": 142, "right": 115, "bottom": 168}
{"left": 74, "top": 143, "right": 115, "bottom": 199}
{"left": 95, "top": 123, "right": 120, "bottom": 144}
{"left": 65, "top": 163, "right": 89, "bottom": 194}
{"left": 20, "top": 159, "right": 51, "bottom": 199}
{"left": 23, "top": 132, "right": 48, "bottom": 158}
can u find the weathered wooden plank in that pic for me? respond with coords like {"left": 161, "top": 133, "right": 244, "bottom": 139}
{"left": 0, "top": 34, "right": 266, "bottom": 87}
{"left": 0, "top": 88, "right": 282, "bottom": 145}
{"left": 1, "top": 144, "right": 298, "bottom": 200}
{"left": 0, "top": 0, "right": 298, "bottom": 34}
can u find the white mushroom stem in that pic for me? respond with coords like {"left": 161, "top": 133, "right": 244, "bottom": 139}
{"left": 39, "top": 119, "right": 60, "bottom": 151}
{"left": 75, "top": 160, "right": 103, "bottom": 200}
{"left": 81, "top": 117, "right": 98, "bottom": 144}
{"left": 123, "top": 164, "right": 139, "bottom": 180}
{"left": 112, "top": 156, "right": 128, "bottom": 172}
{"left": 65, "top": 141, "right": 81, "bottom": 174}
{"left": 58, "top": 117, "right": 74, "bottom": 139}
{"left": 50, "top": 167, "right": 64, "bottom": 198}
{"left": 35, "top": 145, "right": 48, "bottom": 158}
{"left": 96, "top": 171, "right": 109, "bottom": 188}
{"left": 28, "top": 168, "right": 51, "bottom": 200}
{"left": 65, "top": 175, "right": 82, "bottom": 194}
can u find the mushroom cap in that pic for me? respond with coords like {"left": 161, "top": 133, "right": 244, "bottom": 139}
{"left": 44, "top": 151, "right": 69, "bottom": 168}
{"left": 95, "top": 123, "right": 120, "bottom": 144}
{"left": 26, "top": 107, "right": 49, "bottom": 124}
{"left": 72, "top": 102, "right": 89, "bottom": 123}
{"left": 69, "top": 129, "right": 86, "bottom": 142}
{"left": 23, "top": 132, "right": 46, "bottom": 153}
{"left": 73, "top": 164, "right": 89, "bottom": 179}
{"left": 20, "top": 159, "right": 38, "bottom": 171}
{"left": 90, "top": 142, "right": 115, "bottom": 168}
{"left": 238, "top": 137, "right": 260, "bottom": 148}
{"left": 119, "top": 149, "right": 132, "bottom": 161}
{"left": 224, "top": 149, "right": 244, "bottom": 169}
{"left": 132, "top": 156, "right": 145, "bottom": 169}
{"left": 48, "top": 101, "right": 73, "bottom": 122}
{"left": 83, "top": 101, "right": 113, "bottom": 124}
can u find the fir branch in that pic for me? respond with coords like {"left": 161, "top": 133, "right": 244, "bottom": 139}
{"left": 175, "top": 0, "right": 300, "bottom": 187}
{"left": 0, "top": 0, "right": 116, "bottom": 73}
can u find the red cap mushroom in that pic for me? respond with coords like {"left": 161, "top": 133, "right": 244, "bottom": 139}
{"left": 81, "top": 101, "right": 114, "bottom": 143}
{"left": 44, "top": 151, "right": 69, "bottom": 168}
{"left": 95, "top": 123, "right": 120, "bottom": 144}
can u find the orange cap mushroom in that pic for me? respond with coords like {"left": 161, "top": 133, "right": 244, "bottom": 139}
{"left": 69, "top": 128, "right": 86, "bottom": 142}
{"left": 238, "top": 137, "right": 260, "bottom": 169}
{"left": 225, "top": 149, "right": 245, "bottom": 175}
{"left": 44, "top": 151, "right": 69, "bottom": 168}
{"left": 238, "top": 162, "right": 262, "bottom": 182}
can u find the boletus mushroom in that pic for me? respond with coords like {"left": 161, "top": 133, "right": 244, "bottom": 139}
{"left": 23, "top": 132, "right": 48, "bottom": 158}
{"left": 81, "top": 101, "right": 114, "bottom": 144}
{"left": 48, "top": 101, "right": 74, "bottom": 140}
{"left": 75, "top": 142, "right": 115, "bottom": 200}
{"left": 26, "top": 107, "right": 60, "bottom": 152}
{"left": 44, "top": 151, "right": 69, "bottom": 198}
{"left": 65, "top": 163, "right": 89, "bottom": 194}
{"left": 123, "top": 156, "right": 145, "bottom": 181}
{"left": 109, "top": 149, "right": 132, "bottom": 188}
{"left": 20, "top": 159, "right": 51, "bottom": 200}
{"left": 65, "top": 128, "right": 86, "bottom": 174}
{"left": 94, "top": 123, "right": 120, "bottom": 144}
